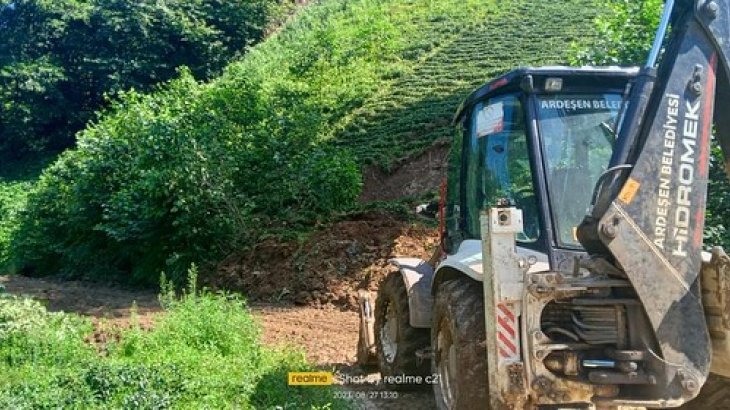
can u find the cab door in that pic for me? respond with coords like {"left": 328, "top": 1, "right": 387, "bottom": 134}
{"left": 445, "top": 93, "right": 543, "bottom": 253}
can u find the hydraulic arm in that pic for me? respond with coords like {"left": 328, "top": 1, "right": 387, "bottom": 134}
{"left": 578, "top": 0, "right": 730, "bottom": 400}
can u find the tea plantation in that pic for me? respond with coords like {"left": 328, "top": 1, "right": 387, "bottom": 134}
{"left": 333, "top": 0, "right": 603, "bottom": 169}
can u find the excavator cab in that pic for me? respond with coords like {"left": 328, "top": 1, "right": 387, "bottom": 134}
{"left": 445, "top": 67, "right": 638, "bottom": 271}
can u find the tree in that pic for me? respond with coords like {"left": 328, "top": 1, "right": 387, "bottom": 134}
{"left": 0, "top": 0, "right": 288, "bottom": 158}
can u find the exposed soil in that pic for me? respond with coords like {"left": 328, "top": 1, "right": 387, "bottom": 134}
{"left": 0, "top": 275, "right": 161, "bottom": 350}
{"left": 0, "top": 274, "right": 360, "bottom": 366}
{"left": 359, "top": 143, "right": 450, "bottom": 202}
{"left": 209, "top": 211, "right": 439, "bottom": 311}
{"left": 0, "top": 274, "right": 160, "bottom": 326}
{"left": 251, "top": 302, "right": 435, "bottom": 409}
{"left": 251, "top": 302, "right": 359, "bottom": 366}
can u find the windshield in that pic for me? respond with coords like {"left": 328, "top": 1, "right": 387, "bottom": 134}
{"left": 537, "top": 93, "right": 623, "bottom": 248}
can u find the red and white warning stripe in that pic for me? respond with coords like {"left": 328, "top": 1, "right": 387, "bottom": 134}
{"left": 496, "top": 303, "right": 520, "bottom": 361}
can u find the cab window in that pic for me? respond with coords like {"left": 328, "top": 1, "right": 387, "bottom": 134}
{"left": 537, "top": 93, "right": 622, "bottom": 247}
{"left": 462, "top": 94, "right": 539, "bottom": 242}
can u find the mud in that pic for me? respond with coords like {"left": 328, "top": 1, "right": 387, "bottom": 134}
{"left": 360, "top": 143, "right": 450, "bottom": 203}
{"left": 250, "top": 302, "right": 435, "bottom": 409}
{"left": 210, "top": 211, "right": 439, "bottom": 311}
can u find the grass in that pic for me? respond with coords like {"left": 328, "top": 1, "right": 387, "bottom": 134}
{"left": 0, "top": 267, "right": 347, "bottom": 409}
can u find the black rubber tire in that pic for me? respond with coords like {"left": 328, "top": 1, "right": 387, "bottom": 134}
{"left": 432, "top": 278, "right": 489, "bottom": 410}
{"left": 375, "top": 272, "right": 430, "bottom": 389}
{"left": 679, "top": 373, "right": 730, "bottom": 409}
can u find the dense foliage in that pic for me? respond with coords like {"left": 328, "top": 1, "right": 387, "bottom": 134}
{"left": 0, "top": 155, "right": 52, "bottom": 272}
{"left": 707, "top": 145, "right": 730, "bottom": 248}
{"left": 0, "top": 268, "right": 344, "bottom": 409}
{"left": 0, "top": 0, "right": 288, "bottom": 157}
{"left": 9, "top": 70, "right": 361, "bottom": 284}
{"left": 573, "top": 0, "right": 730, "bottom": 249}
{"left": 3, "top": 0, "right": 605, "bottom": 284}
{"left": 570, "top": 0, "right": 663, "bottom": 66}
{"left": 0, "top": 182, "right": 27, "bottom": 267}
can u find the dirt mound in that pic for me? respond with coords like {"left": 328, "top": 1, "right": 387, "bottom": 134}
{"left": 360, "top": 143, "right": 449, "bottom": 202}
{"left": 210, "top": 211, "right": 438, "bottom": 309}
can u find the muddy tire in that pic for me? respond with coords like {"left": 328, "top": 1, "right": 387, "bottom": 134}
{"left": 375, "top": 272, "right": 430, "bottom": 388}
{"left": 432, "top": 277, "right": 488, "bottom": 410}
{"left": 679, "top": 374, "right": 730, "bottom": 409}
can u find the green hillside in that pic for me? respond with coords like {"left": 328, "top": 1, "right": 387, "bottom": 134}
{"left": 5, "top": 0, "right": 605, "bottom": 284}
{"left": 333, "top": 0, "right": 602, "bottom": 169}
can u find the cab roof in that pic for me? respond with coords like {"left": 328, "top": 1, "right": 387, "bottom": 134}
{"left": 454, "top": 66, "right": 639, "bottom": 123}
